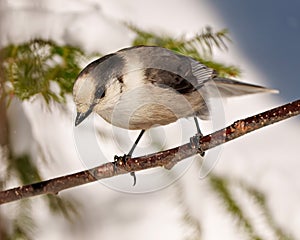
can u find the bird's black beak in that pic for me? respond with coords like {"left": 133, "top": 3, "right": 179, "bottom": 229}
{"left": 75, "top": 109, "right": 92, "bottom": 127}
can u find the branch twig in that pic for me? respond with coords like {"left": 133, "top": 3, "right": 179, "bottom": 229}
{"left": 1, "top": 99, "right": 300, "bottom": 205}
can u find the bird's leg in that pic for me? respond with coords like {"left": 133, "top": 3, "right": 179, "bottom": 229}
{"left": 114, "top": 130, "right": 146, "bottom": 186}
{"left": 126, "top": 129, "right": 146, "bottom": 186}
{"left": 190, "top": 117, "right": 205, "bottom": 157}
{"left": 127, "top": 129, "right": 146, "bottom": 157}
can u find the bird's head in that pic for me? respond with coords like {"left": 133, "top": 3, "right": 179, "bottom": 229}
{"left": 73, "top": 53, "right": 121, "bottom": 127}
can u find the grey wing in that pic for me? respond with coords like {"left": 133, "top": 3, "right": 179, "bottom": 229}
{"left": 118, "top": 46, "right": 216, "bottom": 92}
{"left": 142, "top": 51, "right": 214, "bottom": 119}
{"left": 144, "top": 68, "right": 197, "bottom": 94}
{"left": 140, "top": 47, "right": 216, "bottom": 94}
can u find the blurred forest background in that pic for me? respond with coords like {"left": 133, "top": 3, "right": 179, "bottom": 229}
{"left": 0, "top": 0, "right": 299, "bottom": 240}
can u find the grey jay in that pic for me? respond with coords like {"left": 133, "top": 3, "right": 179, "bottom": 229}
{"left": 73, "top": 45, "right": 276, "bottom": 184}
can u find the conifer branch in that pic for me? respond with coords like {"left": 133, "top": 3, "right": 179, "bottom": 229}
{"left": 0, "top": 99, "right": 299, "bottom": 205}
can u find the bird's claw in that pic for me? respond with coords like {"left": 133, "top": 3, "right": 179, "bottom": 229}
{"left": 113, "top": 154, "right": 137, "bottom": 186}
{"left": 130, "top": 172, "right": 137, "bottom": 186}
{"left": 113, "top": 155, "right": 122, "bottom": 173}
{"left": 190, "top": 133, "right": 205, "bottom": 157}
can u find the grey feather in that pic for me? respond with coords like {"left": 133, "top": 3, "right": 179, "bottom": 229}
{"left": 118, "top": 46, "right": 216, "bottom": 92}
{"left": 144, "top": 68, "right": 196, "bottom": 94}
{"left": 204, "top": 77, "right": 279, "bottom": 98}
{"left": 78, "top": 53, "right": 125, "bottom": 91}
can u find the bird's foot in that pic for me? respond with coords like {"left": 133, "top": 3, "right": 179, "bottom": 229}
{"left": 190, "top": 133, "right": 205, "bottom": 157}
{"left": 113, "top": 154, "right": 137, "bottom": 186}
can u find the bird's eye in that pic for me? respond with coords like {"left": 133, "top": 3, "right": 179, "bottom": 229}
{"left": 94, "top": 86, "right": 105, "bottom": 99}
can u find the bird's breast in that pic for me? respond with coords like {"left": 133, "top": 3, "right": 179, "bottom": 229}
{"left": 95, "top": 84, "right": 207, "bottom": 130}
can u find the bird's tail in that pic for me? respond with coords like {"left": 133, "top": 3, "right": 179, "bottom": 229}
{"left": 204, "top": 77, "right": 278, "bottom": 98}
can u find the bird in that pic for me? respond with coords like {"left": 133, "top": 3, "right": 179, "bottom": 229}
{"left": 73, "top": 45, "right": 277, "bottom": 184}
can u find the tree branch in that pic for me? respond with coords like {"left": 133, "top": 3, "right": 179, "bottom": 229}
{"left": 1, "top": 99, "right": 300, "bottom": 205}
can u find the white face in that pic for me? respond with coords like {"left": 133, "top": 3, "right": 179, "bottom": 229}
{"left": 73, "top": 74, "right": 97, "bottom": 113}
